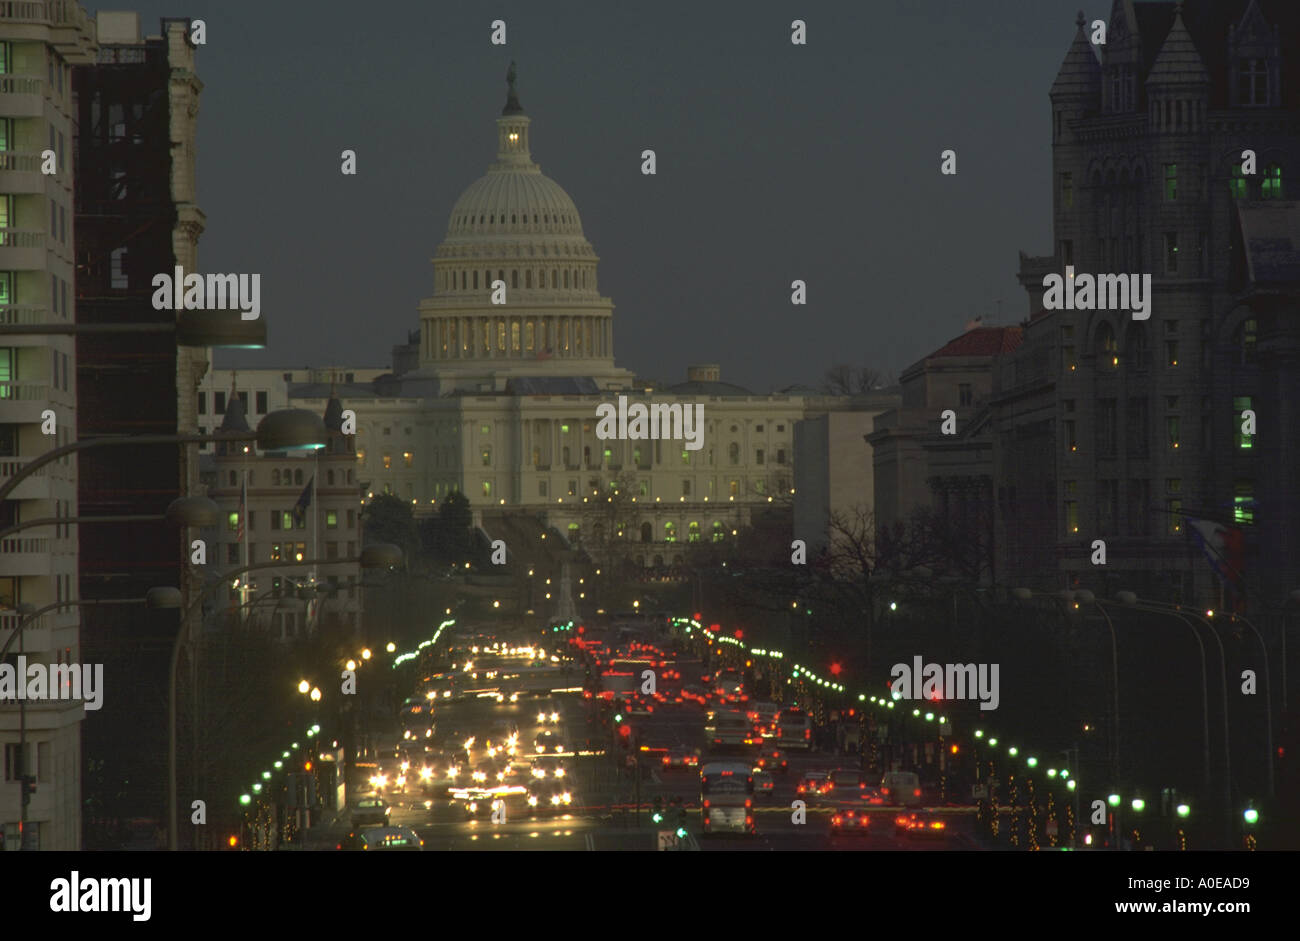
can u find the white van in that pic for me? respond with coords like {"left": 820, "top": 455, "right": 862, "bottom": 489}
{"left": 880, "top": 771, "right": 923, "bottom": 806}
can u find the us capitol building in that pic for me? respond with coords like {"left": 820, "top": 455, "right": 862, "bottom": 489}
{"left": 210, "top": 66, "right": 892, "bottom": 572}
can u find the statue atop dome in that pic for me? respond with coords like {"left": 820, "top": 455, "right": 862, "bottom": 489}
{"left": 503, "top": 60, "right": 524, "bottom": 115}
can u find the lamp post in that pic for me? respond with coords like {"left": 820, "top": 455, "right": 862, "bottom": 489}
{"left": 1073, "top": 589, "right": 1122, "bottom": 785}
{"left": 1122, "top": 594, "right": 1231, "bottom": 847}
{"left": 2, "top": 589, "right": 180, "bottom": 850}
{"left": 1223, "top": 611, "right": 1274, "bottom": 798}
{"left": 166, "top": 543, "right": 402, "bottom": 850}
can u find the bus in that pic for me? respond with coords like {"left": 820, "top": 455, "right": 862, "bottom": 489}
{"left": 705, "top": 709, "right": 754, "bottom": 749}
{"left": 700, "top": 761, "right": 755, "bottom": 835}
{"left": 775, "top": 708, "right": 814, "bottom": 750}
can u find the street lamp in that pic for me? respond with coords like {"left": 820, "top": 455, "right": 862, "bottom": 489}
{"left": 0, "top": 308, "right": 267, "bottom": 347}
{"left": 0, "top": 409, "right": 328, "bottom": 504}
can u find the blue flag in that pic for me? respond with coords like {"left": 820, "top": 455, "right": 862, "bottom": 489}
{"left": 294, "top": 476, "right": 314, "bottom": 524}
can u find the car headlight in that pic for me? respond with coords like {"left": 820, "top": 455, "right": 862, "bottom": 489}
{"left": 468, "top": 802, "right": 478, "bottom": 812}
{"left": 555, "top": 768, "right": 565, "bottom": 778}
{"left": 561, "top": 792, "right": 571, "bottom": 803}
{"left": 528, "top": 795, "right": 538, "bottom": 806}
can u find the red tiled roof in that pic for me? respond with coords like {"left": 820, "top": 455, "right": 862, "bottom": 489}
{"left": 928, "top": 326, "right": 1023, "bottom": 359}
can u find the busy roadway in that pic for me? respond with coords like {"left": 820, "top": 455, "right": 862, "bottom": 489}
{"left": 328, "top": 618, "right": 983, "bottom": 852}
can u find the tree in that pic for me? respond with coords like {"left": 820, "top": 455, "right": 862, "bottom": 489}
{"left": 820, "top": 363, "right": 893, "bottom": 395}
{"left": 421, "top": 490, "right": 479, "bottom": 567}
{"left": 362, "top": 493, "right": 417, "bottom": 560}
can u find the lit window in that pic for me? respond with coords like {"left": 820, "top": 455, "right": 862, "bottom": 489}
{"left": 1167, "top": 416, "right": 1180, "bottom": 450}
{"left": 227, "top": 512, "right": 239, "bottom": 532}
{"left": 664, "top": 521, "right": 677, "bottom": 543}
{"left": 482, "top": 480, "right": 491, "bottom": 498}
{"left": 1261, "top": 165, "right": 1283, "bottom": 200}
{"left": 1164, "top": 164, "right": 1177, "bottom": 201}
{"left": 1234, "top": 396, "right": 1254, "bottom": 449}
{"left": 482, "top": 447, "right": 491, "bottom": 467}
{"left": 1065, "top": 501, "right": 1078, "bottom": 534}
{"left": 1229, "top": 164, "right": 1249, "bottom": 200}
{"left": 403, "top": 451, "right": 414, "bottom": 467}
{"left": 1234, "top": 481, "right": 1255, "bottom": 525}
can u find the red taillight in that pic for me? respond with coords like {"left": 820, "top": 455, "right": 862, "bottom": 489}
{"left": 832, "top": 816, "right": 842, "bottom": 826}
{"left": 703, "top": 799, "right": 710, "bottom": 808}
{"left": 804, "top": 729, "right": 811, "bottom": 739}
{"left": 914, "top": 789, "right": 921, "bottom": 796}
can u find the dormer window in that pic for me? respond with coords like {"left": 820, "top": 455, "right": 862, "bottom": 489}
{"left": 1236, "top": 58, "right": 1270, "bottom": 106}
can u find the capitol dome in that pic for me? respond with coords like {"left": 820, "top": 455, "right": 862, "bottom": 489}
{"left": 416, "top": 63, "right": 633, "bottom": 392}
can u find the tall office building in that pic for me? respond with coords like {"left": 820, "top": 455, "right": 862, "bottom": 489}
{"left": 73, "top": 12, "right": 204, "bottom": 846}
{"left": 0, "top": 0, "right": 96, "bottom": 851}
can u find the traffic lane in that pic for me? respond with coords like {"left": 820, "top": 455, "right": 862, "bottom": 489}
{"left": 700, "top": 806, "right": 980, "bottom": 851}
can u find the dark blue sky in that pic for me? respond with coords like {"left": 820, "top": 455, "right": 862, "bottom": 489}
{"left": 94, "top": 0, "right": 1106, "bottom": 392}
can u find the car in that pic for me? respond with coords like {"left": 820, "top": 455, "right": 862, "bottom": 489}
{"left": 754, "top": 747, "right": 787, "bottom": 773}
{"left": 461, "top": 790, "right": 503, "bottom": 820}
{"left": 795, "top": 771, "right": 831, "bottom": 797}
{"left": 826, "top": 767, "right": 871, "bottom": 798}
{"left": 350, "top": 796, "right": 390, "bottom": 828}
{"left": 357, "top": 826, "right": 424, "bottom": 851}
{"left": 830, "top": 808, "right": 872, "bottom": 836}
{"left": 526, "top": 781, "right": 574, "bottom": 815}
{"left": 894, "top": 811, "right": 947, "bottom": 838}
{"left": 752, "top": 769, "right": 776, "bottom": 797}
{"left": 661, "top": 745, "right": 700, "bottom": 770}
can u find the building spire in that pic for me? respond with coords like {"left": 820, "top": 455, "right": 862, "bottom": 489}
{"left": 502, "top": 60, "right": 524, "bottom": 115}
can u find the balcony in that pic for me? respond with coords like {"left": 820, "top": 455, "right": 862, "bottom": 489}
{"left": 0, "top": 535, "right": 51, "bottom": 575}
{"left": 0, "top": 382, "right": 51, "bottom": 422}
{"left": 0, "top": 304, "right": 49, "bottom": 326}
{"left": 0, "top": 151, "right": 49, "bottom": 193}
{"left": 0, "top": 456, "right": 52, "bottom": 500}
{"left": 0, "top": 2, "right": 98, "bottom": 63}
{"left": 0, "top": 229, "right": 48, "bottom": 270}
{"left": 0, "top": 610, "right": 52, "bottom": 654}
{"left": 0, "top": 75, "right": 46, "bottom": 117}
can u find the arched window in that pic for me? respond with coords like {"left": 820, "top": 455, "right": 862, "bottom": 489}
{"left": 664, "top": 521, "right": 677, "bottom": 542}
{"left": 712, "top": 521, "right": 726, "bottom": 543}
{"left": 511, "top": 214, "right": 516, "bottom": 224}
{"left": 1262, "top": 164, "right": 1283, "bottom": 200}
{"left": 294, "top": 468, "right": 304, "bottom": 485}
{"left": 640, "top": 521, "right": 653, "bottom": 543}
{"left": 1096, "top": 321, "right": 1118, "bottom": 368}
{"left": 552, "top": 270, "right": 558, "bottom": 288}
{"left": 526, "top": 270, "right": 532, "bottom": 288}
{"left": 327, "top": 469, "right": 335, "bottom": 485}
{"left": 512, "top": 270, "right": 519, "bottom": 289}
{"left": 688, "top": 521, "right": 701, "bottom": 543}
{"left": 1229, "top": 164, "right": 1249, "bottom": 200}
{"left": 728, "top": 442, "right": 740, "bottom": 465}
{"left": 568, "top": 523, "right": 580, "bottom": 544}
{"left": 272, "top": 469, "right": 281, "bottom": 485}
{"left": 473, "top": 271, "right": 478, "bottom": 289}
